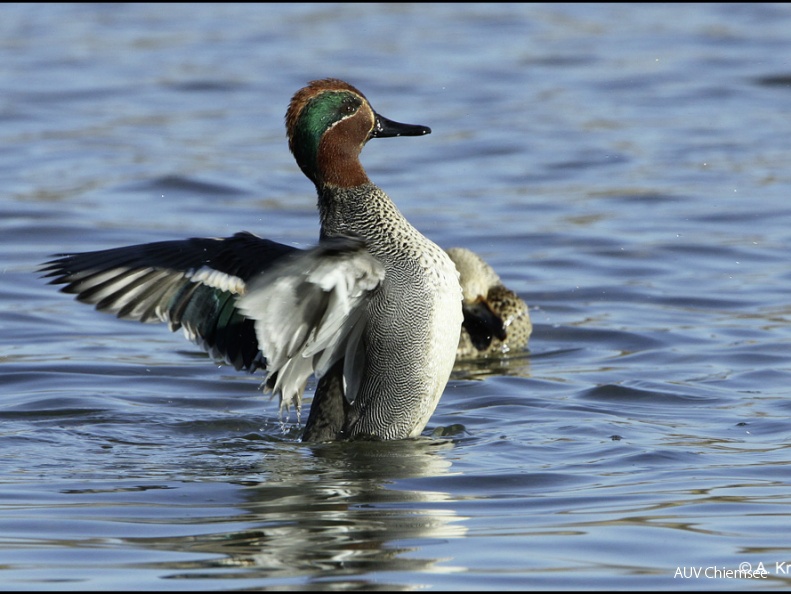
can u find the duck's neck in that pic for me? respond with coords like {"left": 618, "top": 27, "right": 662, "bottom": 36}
{"left": 317, "top": 183, "right": 401, "bottom": 242}
{"left": 314, "top": 128, "right": 371, "bottom": 188}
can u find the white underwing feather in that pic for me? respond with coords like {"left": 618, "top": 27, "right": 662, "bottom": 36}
{"left": 237, "top": 237, "right": 384, "bottom": 414}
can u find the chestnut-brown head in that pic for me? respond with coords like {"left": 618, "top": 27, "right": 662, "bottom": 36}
{"left": 285, "top": 78, "right": 430, "bottom": 188}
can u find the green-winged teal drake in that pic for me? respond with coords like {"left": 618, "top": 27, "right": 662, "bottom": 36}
{"left": 41, "top": 78, "right": 464, "bottom": 442}
{"left": 447, "top": 247, "right": 532, "bottom": 360}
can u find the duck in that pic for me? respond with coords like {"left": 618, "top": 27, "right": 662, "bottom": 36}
{"left": 40, "top": 78, "right": 464, "bottom": 442}
{"left": 446, "top": 247, "right": 532, "bottom": 360}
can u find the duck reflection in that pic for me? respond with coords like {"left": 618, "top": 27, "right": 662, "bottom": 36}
{"left": 451, "top": 349, "right": 532, "bottom": 382}
{"left": 136, "top": 438, "right": 467, "bottom": 587}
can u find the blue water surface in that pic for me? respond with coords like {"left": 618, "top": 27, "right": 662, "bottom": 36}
{"left": 2, "top": 3, "right": 791, "bottom": 591}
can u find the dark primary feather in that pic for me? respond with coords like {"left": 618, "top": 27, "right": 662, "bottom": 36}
{"left": 40, "top": 231, "right": 297, "bottom": 372}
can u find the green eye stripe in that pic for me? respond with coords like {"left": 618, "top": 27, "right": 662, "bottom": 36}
{"left": 292, "top": 92, "right": 361, "bottom": 173}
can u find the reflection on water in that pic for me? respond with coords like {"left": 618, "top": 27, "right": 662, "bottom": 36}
{"left": 451, "top": 350, "right": 532, "bottom": 382}
{"left": 210, "top": 441, "right": 464, "bottom": 586}
{"left": 1, "top": 440, "right": 467, "bottom": 589}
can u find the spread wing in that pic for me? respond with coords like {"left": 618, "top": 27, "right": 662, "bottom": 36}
{"left": 40, "top": 231, "right": 296, "bottom": 372}
{"left": 40, "top": 232, "right": 385, "bottom": 417}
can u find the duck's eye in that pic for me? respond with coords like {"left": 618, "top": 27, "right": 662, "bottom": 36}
{"left": 341, "top": 97, "right": 360, "bottom": 117}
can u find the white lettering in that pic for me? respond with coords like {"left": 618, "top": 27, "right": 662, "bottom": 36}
{"left": 675, "top": 563, "right": 770, "bottom": 579}
{"left": 674, "top": 567, "right": 703, "bottom": 578}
